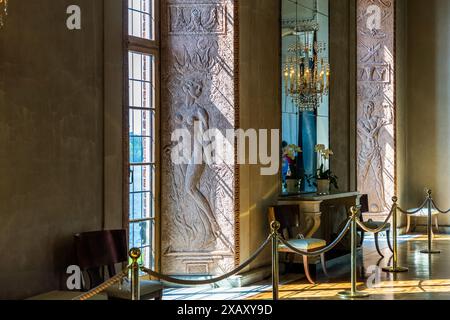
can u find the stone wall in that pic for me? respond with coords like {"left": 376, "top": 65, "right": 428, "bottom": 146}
{"left": 238, "top": 0, "right": 281, "bottom": 271}
{"left": 0, "top": 0, "right": 124, "bottom": 299}
{"left": 330, "top": 0, "right": 357, "bottom": 193}
{"left": 0, "top": 0, "right": 109, "bottom": 299}
{"left": 405, "top": 0, "right": 450, "bottom": 228}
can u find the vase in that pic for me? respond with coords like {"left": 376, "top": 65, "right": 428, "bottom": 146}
{"left": 317, "top": 179, "right": 330, "bottom": 195}
{"left": 286, "top": 179, "right": 300, "bottom": 194}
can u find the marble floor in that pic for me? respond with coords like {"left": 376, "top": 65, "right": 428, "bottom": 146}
{"left": 163, "top": 234, "right": 450, "bottom": 300}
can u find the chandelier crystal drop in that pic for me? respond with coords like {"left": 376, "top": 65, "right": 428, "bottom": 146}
{"left": 283, "top": 1, "right": 330, "bottom": 112}
{"left": 0, "top": 0, "right": 7, "bottom": 28}
{"left": 283, "top": 33, "right": 330, "bottom": 112}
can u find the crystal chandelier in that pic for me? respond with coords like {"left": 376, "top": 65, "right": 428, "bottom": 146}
{"left": 0, "top": 0, "right": 7, "bottom": 28}
{"left": 283, "top": 2, "right": 330, "bottom": 112}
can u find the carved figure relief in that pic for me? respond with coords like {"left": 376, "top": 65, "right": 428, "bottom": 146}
{"left": 161, "top": 0, "right": 236, "bottom": 276}
{"left": 164, "top": 41, "right": 223, "bottom": 248}
{"left": 358, "top": 102, "right": 393, "bottom": 212}
{"left": 357, "top": 0, "right": 395, "bottom": 214}
{"left": 358, "top": 64, "right": 391, "bottom": 83}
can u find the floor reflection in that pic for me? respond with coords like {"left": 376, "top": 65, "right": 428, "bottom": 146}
{"left": 162, "top": 234, "right": 450, "bottom": 300}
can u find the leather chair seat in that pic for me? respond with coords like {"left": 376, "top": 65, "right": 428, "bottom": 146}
{"left": 278, "top": 238, "right": 326, "bottom": 252}
{"left": 106, "top": 280, "right": 163, "bottom": 300}
{"left": 362, "top": 219, "right": 391, "bottom": 231}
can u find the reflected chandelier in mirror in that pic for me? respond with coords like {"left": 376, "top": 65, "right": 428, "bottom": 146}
{"left": 282, "top": 1, "right": 330, "bottom": 112}
{"left": 0, "top": 0, "right": 7, "bottom": 28}
{"left": 281, "top": 0, "right": 330, "bottom": 195}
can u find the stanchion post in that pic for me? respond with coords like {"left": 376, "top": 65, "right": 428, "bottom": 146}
{"left": 271, "top": 221, "right": 280, "bottom": 301}
{"left": 421, "top": 190, "right": 440, "bottom": 254}
{"left": 129, "top": 248, "right": 141, "bottom": 301}
{"left": 338, "top": 207, "right": 369, "bottom": 299}
{"left": 383, "top": 197, "right": 408, "bottom": 273}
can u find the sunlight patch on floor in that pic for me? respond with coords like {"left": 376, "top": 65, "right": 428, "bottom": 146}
{"left": 247, "top": 279, "right": 450, "bottom": 300}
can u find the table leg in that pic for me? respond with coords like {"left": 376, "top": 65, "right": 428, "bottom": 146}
{"left": 406, "top": 216, "right": 411, "bottom": 234}
{"left": 302, "top": 256, "right": 315, "bottom": 285}
{"left": 305, "top": 214, "right": 322, "bottom": 239}
{"left": 434, "top": 215, "right": 440, "bottom": 234}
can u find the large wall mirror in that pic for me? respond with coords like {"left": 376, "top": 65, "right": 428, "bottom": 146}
{"left": 281, "top": 0, "right": 330, "bottom": 194}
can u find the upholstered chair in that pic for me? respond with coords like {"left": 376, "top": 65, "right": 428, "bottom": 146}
{"left": 268, "top": 205, "right": 329, "bottom": 284}
{"left": 358, "top": 194, "right": 393, "bottom": 258}
{"left": 74, "top": 229, "right": 163, "bottom": 300}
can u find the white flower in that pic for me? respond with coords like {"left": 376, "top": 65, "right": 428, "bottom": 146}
{"left": 315, "top": 144, "right": 326, "bottom": 152}
{"left": 322, "top": 149, "right": 334, "bottom": 159}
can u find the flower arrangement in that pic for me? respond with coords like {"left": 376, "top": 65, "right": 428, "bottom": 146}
{"left": 283, "top": 144, "right": 302, "bottom": 180}
{"left": 307, "top": 144, "right": 339, "bottom": 192}
{"left": 285, "top": 144, "right": 302, "bottom": 161}
{"left": 282, "top": 143, "right": 303, "bottom": 193}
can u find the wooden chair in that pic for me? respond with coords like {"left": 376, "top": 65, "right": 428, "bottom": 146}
{"left": 268, "top": 205, "right": 328, "bottom": 284}
{"left": 405, "top": 207, "right": 440, "bottom": 236}
{"left": 358, "top": 195, "right": 393, "bottom": 258}
{"left": 74, "top": 229, "right": 163, "bottom": 300}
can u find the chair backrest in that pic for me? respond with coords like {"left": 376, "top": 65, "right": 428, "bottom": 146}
{"left": 268, "top": 205, "right": 301, "bottom": 240}
{"left": 360, "top": 194, "right": 369, "bottom": 214}
{"left": 74, "top": 229, "right": 128, "bottom": 289}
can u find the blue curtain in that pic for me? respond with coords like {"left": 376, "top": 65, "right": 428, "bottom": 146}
{"left": 298, "top": 111, "right": 317, "bottom": 192}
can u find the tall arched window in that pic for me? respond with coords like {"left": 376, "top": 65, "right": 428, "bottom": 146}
{"left": 125, "top": 0, "right": 160, "bottom": 269}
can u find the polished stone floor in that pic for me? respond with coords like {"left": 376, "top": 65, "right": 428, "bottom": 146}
{"left": 164, "top": 234, "right": 450, "bottom": 300}
{"left": 250, "top": 234, "right": 450, "bottom": 300}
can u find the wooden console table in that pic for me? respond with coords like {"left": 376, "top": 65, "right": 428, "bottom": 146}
{"left": 278, "top": 192, "right": 361, "bottom": 241}
{"left": 277, "top": 192, "right": 362, "bottom": 275}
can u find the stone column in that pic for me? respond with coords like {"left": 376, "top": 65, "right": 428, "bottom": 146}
{"left": 356, "top": 0, "right": 396, "bottom": 216}
{"left": 160, "top": 0, "right": 238, "bottom": 276}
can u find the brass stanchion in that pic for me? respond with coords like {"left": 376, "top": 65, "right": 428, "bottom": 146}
{"left": 383, "top": 197, "right": 408, "bottom": 273}
{"left": 421, "top": 190, "right": 441, "bottom": 254}
{"left": 338, "top": 207, "right": 369, "bottom": 299}
{"left": 129, "top": 248, "right": 141, "bottom": 301}
{"left": 271, "top": 221, "right": 280, "bottom": 301}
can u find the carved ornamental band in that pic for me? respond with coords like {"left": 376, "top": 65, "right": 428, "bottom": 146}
{"left": 168, "top": 4, "right": 227, "bottom": 35}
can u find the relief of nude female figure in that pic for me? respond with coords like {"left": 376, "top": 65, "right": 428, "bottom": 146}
{"left": 183, "top": 77, "right": 221, "bottom": 238}
{"left": 358, "top": 101, "right": 393, "bottom": 212}
{"left": 166, "top": 74, "right": 221, "bottom": 244}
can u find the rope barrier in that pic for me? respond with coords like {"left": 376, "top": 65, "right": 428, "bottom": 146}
{"left": 77, "top": 192, "right": 450, "bottom": 301}
{"left": 338, "top": 207, "right": 369, "bottom": 299}
{"left": 277, "top": 217, "right": 352, "bottom": 257}
{"left": 72, "top": 266, "right": 130, "bottom": 301}
{"left": 72, "top": 209, "right": 358, "bottom": 301}
{"left": 397, "top": 198, "right": 429, "bottom": 215}
{"left": 421, "top": 192, "right": 441, "bottom": 254}
{"left": 394, "top": 189, "right": 446, "bottom": 255}
{"left": 431, "top": 199, "right": 450, "bottom": 214}
{"left": 141, "top": 235, "right": 272, "bottom": 286}
{"left": 355, "top": 205, "right": 395, "bottom": 234}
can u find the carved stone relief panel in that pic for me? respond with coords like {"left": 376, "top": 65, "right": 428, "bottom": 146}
{"left": 168, "top": 3, "right": 227, "bottom": 35}
{"left": 357, "top": 0, "right": 395, "bottom": 214}
{"left": 161, "top": 0, "right": 237, "bottom": 275}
